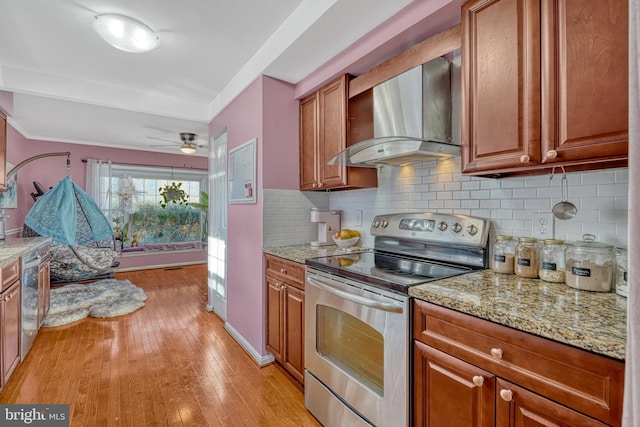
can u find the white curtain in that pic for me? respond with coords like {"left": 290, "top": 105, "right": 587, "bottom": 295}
{"left": 623, "top": 1, "right": 639, "bottom": 425}
{"left": 85, "top": 159, "right": 112, "bottom": 224}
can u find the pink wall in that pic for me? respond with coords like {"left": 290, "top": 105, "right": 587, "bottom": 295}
{"left": 209, "top": 75, "right": 299, "bottom": 358}
{"left": 6, "top": 124, "right": 207, "bottom": 269}
{"left": 210, "top": 77, "right": 266, "bottom": 354}
{"left": 262, "top": 77, "right": 298, "bottom": 190}
{"left": 294, "top": 0, "right": 463, "bottom": 98}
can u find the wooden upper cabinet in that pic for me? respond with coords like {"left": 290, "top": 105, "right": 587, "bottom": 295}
{"left": 299, "top": 92, "right": 319, "bottom": 190}
{"left": 299, "top": 75, "right": 377, "bottom": 191}
{"left": 462, "top": 0, "right": 541, "bottom": 174}
{"left": 540, "top": 0, "right": 628, "bottom": 164}
{"left": 318, "top": 75, "right": 348, "bottom": 189}
{"left": 0, "top": 112, "right": 6, "bottom": 191}
{"left": 462, "top": 0, "right": 628, "bottom": 176}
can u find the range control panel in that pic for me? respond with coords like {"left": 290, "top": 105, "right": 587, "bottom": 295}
{"left": 370, "top": 212, "right": 489, "bottom": 247}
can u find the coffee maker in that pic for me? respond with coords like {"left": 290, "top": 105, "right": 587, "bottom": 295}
{"left": 310, "top": 209, "right": 340, "bottom": 247}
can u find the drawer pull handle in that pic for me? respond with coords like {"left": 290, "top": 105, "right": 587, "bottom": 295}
{"left": 280, "top": 268, "right": 287, "bottom": 274}
{"left": 520, "top": 154, "right": 530, "bottom": 163}
{"left": 500, "top": 389, "right": 513, "bottom": 402}
{"left": 546, "top": 150, "right": 558, "bottom": 159}
{"left": 490, "top": 348, "right": 503, "bottom": 359}
{"left": 472, "top": 376, "right": 484, "bottom": 387}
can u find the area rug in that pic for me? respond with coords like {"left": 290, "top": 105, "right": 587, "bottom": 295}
{"left": 43, "top": 279, "right": 148, "bottom": 327}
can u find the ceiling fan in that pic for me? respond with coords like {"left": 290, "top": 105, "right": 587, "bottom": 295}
{"left": 148, "top": 132, "right": 208, "bottom": 154}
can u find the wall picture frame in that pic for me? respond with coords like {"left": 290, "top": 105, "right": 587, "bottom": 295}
{"left": 228, "top": 138, "right": 257, "bottom": 204}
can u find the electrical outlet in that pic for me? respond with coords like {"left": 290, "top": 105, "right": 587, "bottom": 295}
{"left": 354, "top": 210, "right": 362, "bottom": 227}
{"left": 532, "top": 212, "right": 554, "bottom": 240}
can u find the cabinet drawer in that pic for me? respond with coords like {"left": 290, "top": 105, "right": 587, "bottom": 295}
{"left": 265, "top": 255, "right": 305, "bottom": 289}
{"left": 413, "top": 300, "right": 624, "bottom": 426}
{"left": 0, "top": 258, "right": 20, "bottom": 292}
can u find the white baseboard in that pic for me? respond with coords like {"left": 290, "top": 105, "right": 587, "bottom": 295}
{"left": 224, "top": 322, "right": 275, "bottom": 367}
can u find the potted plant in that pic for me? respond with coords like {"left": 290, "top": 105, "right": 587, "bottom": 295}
{"left": 158, "top": 182, "right": 189, "bottom": 208}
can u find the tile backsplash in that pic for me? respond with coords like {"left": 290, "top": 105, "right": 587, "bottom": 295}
{"left": 263, "top": 158, "right": 628, "bottom": 250}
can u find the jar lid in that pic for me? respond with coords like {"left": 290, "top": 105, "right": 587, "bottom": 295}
{"left": 517, "top": 237, "right": 537, "bottom": 243}
{"left": 543, "top": 239, "right": 564, "bottom": 244}
{"left": 566, "top": 233, "right": 613, "bottom": 249}
{"left": 496, "top": 235, "right": 513, "bottom": 240}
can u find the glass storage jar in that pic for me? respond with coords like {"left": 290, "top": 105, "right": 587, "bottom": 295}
{"left": 565, "top": 234, "right": 614, "bottom": 292}
{"left": 614, "top": 247, "right": 628, "bottom": 297}
{"left": 515, "top": 237, "right": 539, "bottom": 279}
{"left": 539, "top": 239, "right": 565, "bottom": 283}
{"left": 492, "top": 235, "right": 516, "bottom": 274}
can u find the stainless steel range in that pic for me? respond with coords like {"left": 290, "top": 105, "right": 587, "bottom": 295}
{"left": 304, "top": 212, "right": 489, "bottom": 427}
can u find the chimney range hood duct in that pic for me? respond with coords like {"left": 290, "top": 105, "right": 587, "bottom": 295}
{"left": 328, "top": 56, "right": 460, "bottom": 167}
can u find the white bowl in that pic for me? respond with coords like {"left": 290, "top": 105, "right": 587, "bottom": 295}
{"left": 332, "top": 236, "right": 360, "bottom": 248}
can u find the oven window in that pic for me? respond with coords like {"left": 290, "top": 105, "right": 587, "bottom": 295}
{"left": 316, "top": 305, "right": 384, "bottom": 396}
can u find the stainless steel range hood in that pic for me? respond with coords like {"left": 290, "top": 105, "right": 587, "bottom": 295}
{"left": 328, "top": 55, "right": 460, "bottom": 167}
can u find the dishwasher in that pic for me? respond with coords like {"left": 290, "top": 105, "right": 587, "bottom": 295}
{"left": 21, "top": 241, "right": 51, "bottom": 360}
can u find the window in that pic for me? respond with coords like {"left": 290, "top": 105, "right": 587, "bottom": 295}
{"left": 91, "top": 163, "right": 207, "bottom": 253}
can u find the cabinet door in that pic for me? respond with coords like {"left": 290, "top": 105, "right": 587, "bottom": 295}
{"left": 1, "top": 281, "right": 21, "bottom": 386}
{"left": 283, "top": 284, "right": 304, "bottom": 384}
{"left": 462, "top": 0, "right": 541, "bottom": 174}
{"left": 266, "top": 276, "right": 284, "bottom": 363}
{"left": 540, "top": 0, "right": 628, "bottom": 164}
{"left": 414, "top": 340, "right": 495, "bottom": 427}
{"left": 496, "top": 379, "right": 608, "bottom": 426}
{"left": 299, "top": 92, "right": 319, "bottom": 190}
{"left": 318, "top": 75, "right": 348, "bottom": 188}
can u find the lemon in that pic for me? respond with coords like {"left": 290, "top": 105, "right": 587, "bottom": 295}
{"left": 339, "top": 229, "right": 354, "bottom": 239}
{"left": 351, "top": 230, "right": 361, "bottom": 237}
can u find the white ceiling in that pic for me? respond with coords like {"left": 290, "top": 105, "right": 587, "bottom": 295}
{"left": 0, "top": 0, "right": 421, "bottom": 156}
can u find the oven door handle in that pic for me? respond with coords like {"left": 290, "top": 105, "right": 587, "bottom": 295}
{"left": 307, "top": 275, "right": 404, "bottom": 313}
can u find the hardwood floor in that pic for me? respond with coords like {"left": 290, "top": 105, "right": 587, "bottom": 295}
{"left": 0, "top": 264, "right": 320, "bottom": 426}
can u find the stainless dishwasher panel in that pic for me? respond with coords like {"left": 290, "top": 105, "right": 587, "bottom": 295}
{"left": 21, "top": 242, "right": 51, "bottom": 360}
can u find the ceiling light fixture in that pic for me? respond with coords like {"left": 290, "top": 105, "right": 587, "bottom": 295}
{"left": 94, "top": 13, "right": 159, "bottom": 53}
{"left": 180, "top": 145, "right": 197, "bottom": 155}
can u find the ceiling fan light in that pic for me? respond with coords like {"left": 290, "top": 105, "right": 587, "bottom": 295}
{"left": 180, "top": 145, "right": 197, "bottom": 154}
{"left": 94, "top": 13, "right": 159, "bottom": 53}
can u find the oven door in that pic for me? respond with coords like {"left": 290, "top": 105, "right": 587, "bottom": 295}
{"left": 305, "top": 269, "right": 409, "bottom": 427}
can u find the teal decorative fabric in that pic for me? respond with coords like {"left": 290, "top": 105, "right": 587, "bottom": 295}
{"left": 25, "top": 176, "right": 113, "bottom": 245}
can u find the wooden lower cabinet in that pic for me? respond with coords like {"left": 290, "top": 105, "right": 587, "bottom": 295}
{"left": 282, "top": 285, "right": 304, "bottom": 382}
{"left": 265, "top": 255, "right": 305, "bottom": 384}
{"left": 413, "top": 300, "right": 624, "bottom": 426}
{"left": 414, "top": 341, "right": 495, "bottom": 427}
{"left": 1, "top": 279, "right": 21, "bottom": 391}
{"left": 496, "top": 379, "right": 607, "bottom": 427}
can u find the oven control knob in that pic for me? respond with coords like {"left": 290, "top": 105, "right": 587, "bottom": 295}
{"left": 438, "top": 221, "right": 448, "bottom": 231}
{"left": 466, "top": 224, "right": 478, "bottom": 236}
{"left": 381, "top": 220, "right": 389, "bottom": 228}
{"left": 452, "top": 222, "right": 462, "bottom": 233}
{"left": 373, "top": 220, "right": 380, "bottom": 228}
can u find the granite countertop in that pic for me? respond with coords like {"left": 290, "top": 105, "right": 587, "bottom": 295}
{"left": 0, "top": 237, "right": 52, "bottom": 266}
{"left": 409, "top": 270, "right": 627, "bottom": 361}
{"left": 262, "top": 245, "right": 627, "bottom": 361}
{"left": 263, "top": 243, "right": 370, "bottom": 264}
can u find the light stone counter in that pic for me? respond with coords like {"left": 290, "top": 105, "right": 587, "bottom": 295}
{"left": 0, "top": 237, "right": 52, "bottom": 266}
{"left": 263, "top": 244, "right": 370, "bottom": 264}
{"left": 409, "top": 269, "right": 627, "bottom": 361}
{"left": 262, "top": 245, "right": 627, "bottom": 361}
